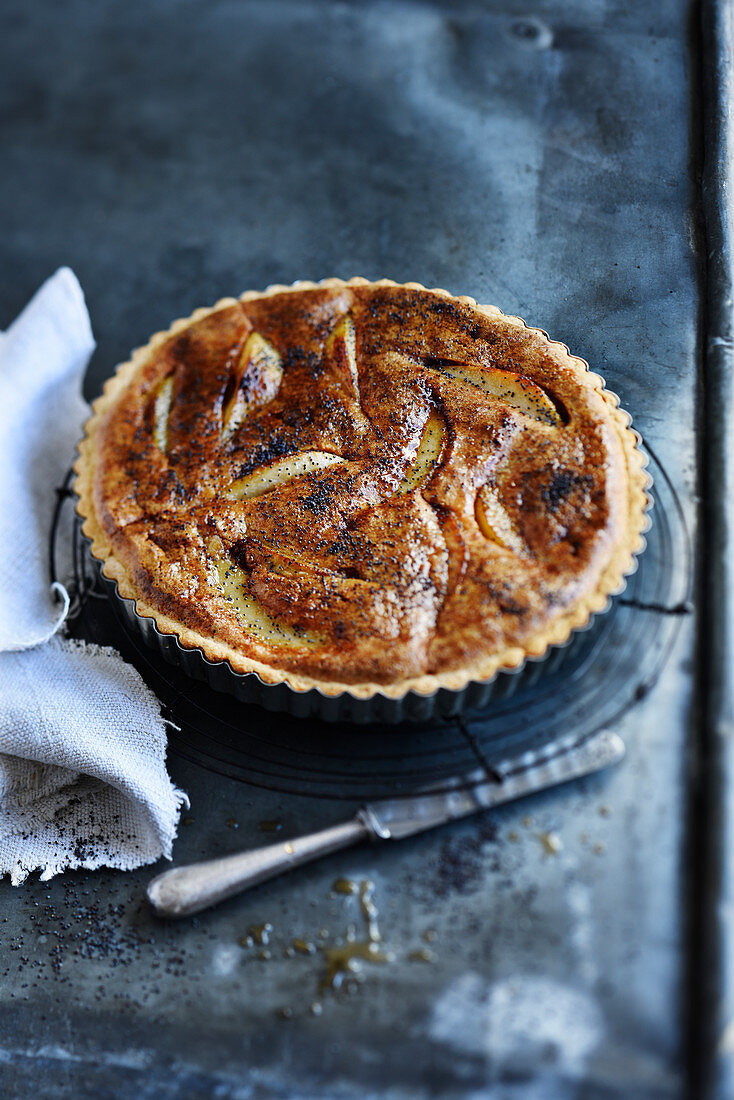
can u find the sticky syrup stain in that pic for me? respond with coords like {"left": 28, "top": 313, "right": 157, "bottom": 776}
{"left": 249, "top": 922, "right": 272, "bottom": 946}
{"left": 261, "top": 879, "right": 436, "bottom": 1019}
{"left": 320, "top": 880, "right": 391, "bottom": 992}
{"left": 320, "top": 939, "right": 390, "bottom": 992}
{"left": 537, "top": 831, "right": 563, "bottom": 856}
{"left": 359, "top": 879, "right": 380, "bottom": 943}
{"left": 407, "top": 948, "right": 435, "bottom": 963}
{"left": 332, "top": 877, "right": 359, "bottom": 895}
{"left": 293, "top": 939, "right": 316, "bottom": 956}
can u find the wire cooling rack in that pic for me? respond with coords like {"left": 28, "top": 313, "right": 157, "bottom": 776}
{"left": 53, "top": 444, "right": 690, "bottom": 799}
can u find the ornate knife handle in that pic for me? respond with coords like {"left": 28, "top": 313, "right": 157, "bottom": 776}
{"left": 147, "top": 814, "right": 372, "bottom": 918}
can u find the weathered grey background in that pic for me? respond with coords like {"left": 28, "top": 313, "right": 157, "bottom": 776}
{"left": 0, "top": 1, "right": 708, "bottom": 1097}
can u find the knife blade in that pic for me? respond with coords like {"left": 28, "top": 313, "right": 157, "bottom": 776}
{"left": 360, "top": 729, "right": 625, "bottom": 840}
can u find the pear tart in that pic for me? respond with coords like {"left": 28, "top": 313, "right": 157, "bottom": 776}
{"left": 74, "top": 279, "right": 649, "bottom": 702}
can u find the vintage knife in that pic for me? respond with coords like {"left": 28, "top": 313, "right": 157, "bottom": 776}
{"left": 147, "top": 729, "right": 624, "bottom": 918}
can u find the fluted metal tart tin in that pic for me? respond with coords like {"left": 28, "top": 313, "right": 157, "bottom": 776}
{"left": 74, "top": 276, "right": 652, "bottom": 725}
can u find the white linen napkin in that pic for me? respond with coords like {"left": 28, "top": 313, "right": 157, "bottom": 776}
{"left": 0, "top": 268, "right": 187, "bottom": 884}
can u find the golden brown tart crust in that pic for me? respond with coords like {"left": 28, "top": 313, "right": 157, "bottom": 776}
{"left": 74, "top": 279, "right": 648, "bottom": 699}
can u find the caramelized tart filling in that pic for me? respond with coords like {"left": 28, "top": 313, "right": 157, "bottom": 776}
{"left": 77, "top": 282, "right": 646, "bottom": 690}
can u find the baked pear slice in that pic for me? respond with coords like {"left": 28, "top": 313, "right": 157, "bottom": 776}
{"left": 475, "top": 483, "right": 525, "bottom": 554}
{"left": 152, "top": 376, "right": 174, "bottom": 453}
{"left": 324, "top": 314, "right": 370, "bottom": 433}
{"left": 431, "top": 362, "right": 562, "bottom": 428}
{"left": 397, "top": 411, "right": 446, "bottom": 494}
{"left": 214, "top": 559, "right": 322, "bottom": 648}
{"left": 226, "top": 451, "right": 344, "bottom": 501}
{"left": 222, "top": 331, "right": 283, "bottom": 440}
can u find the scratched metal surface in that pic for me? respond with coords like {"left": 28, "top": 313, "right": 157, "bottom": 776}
{"left": 0, "top": 1, "right": 704, "bottom": 1097}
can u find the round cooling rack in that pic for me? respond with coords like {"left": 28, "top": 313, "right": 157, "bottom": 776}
{"left": 56, "top": 445, "right": 691, "bottom": 801}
